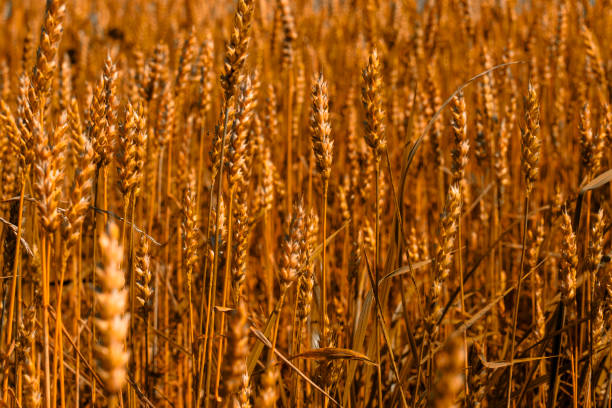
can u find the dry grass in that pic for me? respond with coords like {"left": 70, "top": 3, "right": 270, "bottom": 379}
{"left": 0, "top": 0, "right": 611, "bottom": 407}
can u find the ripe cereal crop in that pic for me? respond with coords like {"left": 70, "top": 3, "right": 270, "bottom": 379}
{"left": 0, "top": 0, "right": 611, "bottom": 407}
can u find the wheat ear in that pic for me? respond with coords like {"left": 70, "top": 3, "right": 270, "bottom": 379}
{"left": 94, "top": 222, "right": 130, "bottom": 405}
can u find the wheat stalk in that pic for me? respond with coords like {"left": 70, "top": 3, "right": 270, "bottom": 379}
{"left": 310, "top": 73, "right": 333, "bottom": 346}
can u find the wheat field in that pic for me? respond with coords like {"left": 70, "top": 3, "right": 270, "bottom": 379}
{"left": 0, "top": 0, "right": 610, "bottom": 407}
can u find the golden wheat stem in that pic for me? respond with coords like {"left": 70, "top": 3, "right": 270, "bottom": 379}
{"left": 16, "top": 276, "right": 23, "bottom": 405}
{"left": 59, "top": 250, "right": 67, "bottom": 408}
{"left": 203, "top": 101, "right": 231, "bottom": 408}
{"left": 437, "top": 166, "right": 445, "bottom": 220}
{"left": 129, "top": 191, "right": 138, "bottom": 405}
{"left": 507, "top": 195, "right": 530, "bottom": 407}
{"left": 585, "top": 191, "right": 592, "bottom": 404}
{"left": 102, "top": 167, "right": 108, "bottom": 224}
{"left": 91, "top": 164, "right": 102, "bottom": 407}
{"left": 41, "top": 233, "right": 51, "bottom": 408}
{"left": 492, "top": 185, "right": 500, "bottom": 298}
{"left": 264, "top": 209, "right": 274, "bottom": 314}
{"left": 457, "top": 191, "right": 468, "bottom": 397}
{"left": 307, "top": 151, "right": 313, "bottom": 209}
{"left": 270, "top": 290, "right": 288, "bottom": 358}
{"left": 52, "top": 241, "right": 68, "bottom": 408}
{"left": 294, "top": 327, "right": 302, "bottom": 405}
{"left": 321, "top": 179, "right": 328, "bottom": 347}
{"left": 366, "top": 259, "right": 409, "bottom": 408}
{"left": 94, "top": 167, "right": 109, "bottom": 407}
{"left": 130, "top": 192, "right": 137, "bottom": 299}
{"left": 196, "top": 126, "right": 206, "bottom": 211}
{"left": 195, "top": 182, "right": 219, "bottom": 406}
{"left": 144, "top": 304, "right": 151, "bottom": 395}
{"left": 163, "top": 131, "right": 173, "bottom": 403}
{"left": 290, "top": 290, "right": 302, "bottom": 404}
{"left": 120, "top": 193, "right": 133, "bottom": 366}
{"left": 213, "top": 186, "right": 236, "bottom": 401}
{"left": 73, "top": 229, "right": 83, "bottom": 406}
{"left": 121, "top": 195, "right": 130, "bottom": 252}
{"left": 146, "top": 150, "right": 159, "bottom": 234}
{"left": 2, "top": 168, "right": 28, "bottom": 369}
{"left": 374, "top": 158, "right": 383, "bottom": 408}
{"left": 574, "top": 319, "right": 579, "bottom": 408}
{"left": 203, "top": 247, "right": 219, "bottom": 405}
{"left": 509, "top": 83, "right": 540, "bottom": 407}
{"left": 287, "top": 68, "right": 294, "bottom": 214}
{"left": 187, "top": 276, "right": 195, "bottom": 351}
{"left": 198, "top": 233, "right": 221, "bottom": 405}
{"left": 198, "top": 215, "right": 213, "bottom": 335}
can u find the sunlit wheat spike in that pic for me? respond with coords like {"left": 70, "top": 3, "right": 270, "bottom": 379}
{"left": 361, "top": 48, "right": 386, "bottom": 157}
{"left": 94, "top": 222, "right": 130, "bottom": 394}
{"left": 521, "top": 82, "right": 541, "bottom": 195}
{"left": 221, "top": 0, "right": 255, "bottom": 97}
{"left": 310, "top": 73, "right": 333, "bottom": 182}
{"left": 278, "top": 0, "right": 297, "bottom": 72}
{"left": 450, "top": 91, "right": 469, "bottom": 185}
{"left": 32, "top": 0, "right": 66, "bottom": 100}
{"left": 135, "top": 234, "right": 153, "bottom": 313}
